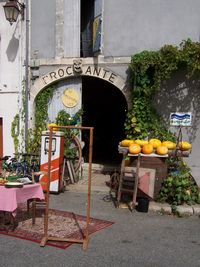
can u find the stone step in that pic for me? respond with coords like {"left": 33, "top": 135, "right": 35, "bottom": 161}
{"left": 81, "top": 163, "right": 119, "bottom": 177}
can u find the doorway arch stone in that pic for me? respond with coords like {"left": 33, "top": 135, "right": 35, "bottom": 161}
{"left": 30, "top": 64, "right": 130, "bottom": 123}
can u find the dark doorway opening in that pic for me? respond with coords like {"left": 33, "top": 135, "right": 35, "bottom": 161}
{"left": 80, "top": 0, "right": 94, "bottom": 57}
{"left": 82, "top": 76, "right": 127, "bottom": 165}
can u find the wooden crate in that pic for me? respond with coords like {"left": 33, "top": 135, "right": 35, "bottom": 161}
{"left": 130, "top": 157, "right": 167, "bottom": 198}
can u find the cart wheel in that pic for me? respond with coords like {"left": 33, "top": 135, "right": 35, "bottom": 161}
{"left": 110, "top": 171, "right": 120, "bottom": 197}
{"left": 66, "top": 136, "right": 82, "bottom": 174}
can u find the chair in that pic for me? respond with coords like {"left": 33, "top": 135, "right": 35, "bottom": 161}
{"left": 27, "top": 171, "right": 48, "bottom": 224}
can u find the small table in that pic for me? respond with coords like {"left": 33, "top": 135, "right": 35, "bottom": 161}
{"left": 118, "top": 146, "right": 168, "bottom": 210}
{"left": 0, "top": 183, "right": 44, "bottom": 228}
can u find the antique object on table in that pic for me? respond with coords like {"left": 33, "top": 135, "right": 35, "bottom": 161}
{"left": 5, "top": 182, "right": 23, "bottom": 188}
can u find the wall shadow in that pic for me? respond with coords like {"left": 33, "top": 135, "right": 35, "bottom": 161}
{"left": 6, "top": 28, "right": 19, "bottom": 62}
{"left": 154, "top": 70, "right": 200, "bottom": 143}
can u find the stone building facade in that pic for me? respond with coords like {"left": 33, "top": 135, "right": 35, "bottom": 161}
{"left": 1, "top": 0, "right": 200, "bottom": 183}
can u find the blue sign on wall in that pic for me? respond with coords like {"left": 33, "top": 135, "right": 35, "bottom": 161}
{"left": 170, "top": 112, "right": 192, "bottom": 126}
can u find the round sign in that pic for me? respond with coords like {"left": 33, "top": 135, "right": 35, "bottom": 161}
{"left": 61, "top": 88, "right": 79, "bottom": 108}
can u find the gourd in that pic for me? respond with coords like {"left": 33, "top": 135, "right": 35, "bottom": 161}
{"left": 156, "top": 145, "right": 168, "bottom": 155}
{"left": 162, "top": 141, "right": 176, "bottom": 150}
{"left": 120, "top": 139, "right": 134, "bottom": 147}
{"left": 129, "top": 143, "right": 141, "bottom": 154}
{"left": 149, "top": 138, "right": 161, "bottom": 148}
{"left": 178, "top": 141, "right": 192, "bottom": 151}
{"left": 142, "top": 144, "right": 153, "bottom": 154}
{"left": 135, "top": 140, "right": 149, "bottom": 146}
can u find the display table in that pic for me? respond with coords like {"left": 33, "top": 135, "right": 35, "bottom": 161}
{"left": 118, "top": 146, "right": 168, "bottom": 210}
{"left": 0, "top": 183, "right": 44, "bottom": 217}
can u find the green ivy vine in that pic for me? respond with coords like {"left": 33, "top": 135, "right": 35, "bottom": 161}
{"left": 11, "top": 84, "right": 83, "bottom": 156}
{"left": 26, "top": 86, "right": 54, "bottom": 154}
{"left": 11, "top": 114, "right": 20, "bottom": 153}
{"left": 125, "top": 39, "right": 200, "bottom": 140}
{"left": 158, "top": 157, "right": 200, "bottom": 207}
{"left": 55, "top": 109, "right": 83, "bottom": 158}
{"left": 11, "top": 81, "right": 25, "bottom": 155}
{"left": 125, "top": 39, "right": 200, "bottom": 207}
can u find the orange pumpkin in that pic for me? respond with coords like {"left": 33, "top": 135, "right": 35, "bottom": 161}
{"left": 149, "top": 138, "right": 162, "bottom": 148}
{"left": 142, "top": 144, "right": 154, "bottom": 154}
{"left": 135, "top": 139, "right": 149, "bottom": 146}
{"left": 120, "top": 139, "right": 134, "bottom": 147}
{"left": 156, "top": 145, "right": 168, "bottom": 155}
{"left": 162, "top": 141, "right": 176, "bottom": 150}
{"left": 178, "top": 141, "right": 192, "bottom": 151}
{"left": 129, "top": 143, "right": 141, "bottom": 154}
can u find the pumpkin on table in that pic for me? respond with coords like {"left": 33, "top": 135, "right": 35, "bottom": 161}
{"left": 156, "top": 145, "right": 168, "bottom": 155}
{"left": 162, "top": 141, "right": 176, "bottom": 150}
{"left": 149, "top": 138, "right": 162, "bottom": 148}
{"left": 135, "top": 139, "right": 149, "bottom": 146}
{"left": 142, "top": 144, "right": 154, "bottom": 154}
{"left": 178, "top": 141, "right": 192, "bottom": 151}
{"left": 129, "top": 143, "right": 141, "bottom": 154}
{"left": 120, "top": 139, "right": 134, "bottom": 147}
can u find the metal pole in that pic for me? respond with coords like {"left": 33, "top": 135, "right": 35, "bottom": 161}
{"left": 24, "top": 0, "right": 29, "bottom": 151}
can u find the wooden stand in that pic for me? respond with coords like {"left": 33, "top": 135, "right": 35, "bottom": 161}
{"left": 117, "top": 147, "right": 168, "bottom": 211}
{"left": 117, "top": 152, "right": 141, "bottom": 211}
{"left": 40, "top": 126, "right": 94, "bottom": 250}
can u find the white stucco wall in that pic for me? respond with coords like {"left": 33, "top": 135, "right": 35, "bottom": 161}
{"left": 0, "top": 3, "right": 25, "bottom": 157}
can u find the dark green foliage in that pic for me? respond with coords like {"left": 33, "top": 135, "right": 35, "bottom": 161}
{"left": 55, "top": 109, "right": 83, "bottom": 158}
{"left": 125, "top": 39, "right": 200, "bottom": 140}
{"left": 27, "top": 86, "right": 54, "bottom": 154}
{"left": 158, "top": 157, "right": 200, "bottom": 206}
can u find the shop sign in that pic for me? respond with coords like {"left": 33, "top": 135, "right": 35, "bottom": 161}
{"left": 41, "top": 65, "right": 119, "bottom": 87}
{"left": 61, "top": 88, "right": 79, "bottom": 108}
{"left": 170, "top": 112, "right": 192, "bottom": 126}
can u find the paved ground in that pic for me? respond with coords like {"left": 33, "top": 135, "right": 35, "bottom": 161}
{"left": 66, "top": 169, "right": 111, "bottom": 194}
{"left": 66, "top": 168, "right": 200, "bottom": 217}
{"left": 1, "top": 170, "right": 200, "bottom": 267}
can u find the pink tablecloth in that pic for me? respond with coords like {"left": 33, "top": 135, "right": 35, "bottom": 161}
{"left": 0, "top": 183, "right": 44, "bottom": 215}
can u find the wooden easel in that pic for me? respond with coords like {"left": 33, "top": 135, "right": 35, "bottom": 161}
{"left": 40, "top": 125, "right": 94, "bottom": 250}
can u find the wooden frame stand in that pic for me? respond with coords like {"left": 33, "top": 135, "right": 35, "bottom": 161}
{"left": 40, "top": 126, "right": 94, "bottom": 250}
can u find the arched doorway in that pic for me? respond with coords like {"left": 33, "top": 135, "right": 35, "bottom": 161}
{"left": 30, "top": 63, "right": 129, "bottom": 167}
{"left": 82, "top": 76, "right": 127, "bottom": 165}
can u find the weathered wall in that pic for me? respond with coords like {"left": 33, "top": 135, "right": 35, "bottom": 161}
{"left": 155, "top": 72, "right": 200, "bottom": 185}
{"left": 1, "top": 0, "right": 199, "bottom": 179}
{"left": 155, "top": 71, "right": 200, "bottom": 184}
{"left": 0, "top": 3, "right": 24, "bottom": 156}
{"left": 31, "top": 0, "right": 80, "bottom": 58}
{"left": 103, "top": 0, "right": 200, "bottom": 56}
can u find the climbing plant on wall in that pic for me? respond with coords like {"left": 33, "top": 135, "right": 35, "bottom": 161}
{"left": 26, "top": 86, "right": 54, "bottom": 154}
{"left": 11, "top": 84, "right": 83, "bottom": 155}
{"left": 11, "top": 81, "right": 25, "bottom": 155}
{"left": 11, "top": 114, "right": 20, "bottom": 154}
{"left": 27, "top": 88, "right": 83, "bottom": 155}
{"left": 125, "top": 39, "right": 200, "bottom": 140}
{"left": 55, "top": 109, "right": 83, "bottom": 158}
